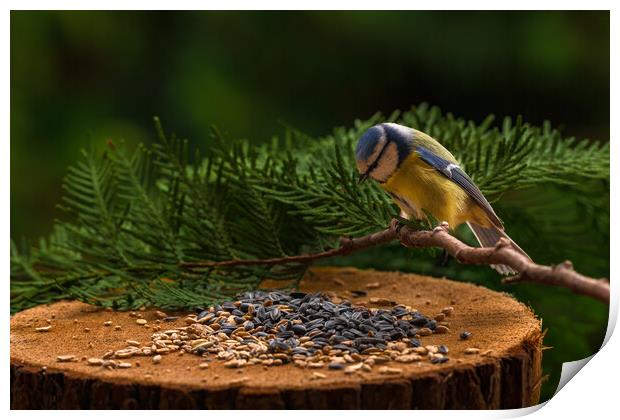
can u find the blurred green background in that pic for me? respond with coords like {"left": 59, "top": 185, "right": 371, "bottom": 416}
{"left": 11, "top": 11, "right": 609, "bottom": 402}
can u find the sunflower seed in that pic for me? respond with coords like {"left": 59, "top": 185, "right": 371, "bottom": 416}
{"left": 459, "top": 331, "right": 472, "bottom": 340}
{"left": 378, "top": 366, "right": 402, "bottom": 374}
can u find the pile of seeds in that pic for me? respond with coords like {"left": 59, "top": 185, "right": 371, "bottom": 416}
{"left": 100, "top": 291, "right": 455, "bottom": 374}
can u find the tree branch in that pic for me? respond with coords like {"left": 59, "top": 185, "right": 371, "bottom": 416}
{"left": 180, "top": 219, "right": 610, "bottom": 304}
{"left": 396, "top": 222, "right": 610, "bottom": 305}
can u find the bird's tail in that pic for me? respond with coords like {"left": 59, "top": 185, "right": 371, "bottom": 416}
{"left": 467, "top": 222, "right": 531, "bottom": 276}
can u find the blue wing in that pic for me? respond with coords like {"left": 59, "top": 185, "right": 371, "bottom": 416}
{"left": 416, "top": 146, "right": 503, "bottom": 228}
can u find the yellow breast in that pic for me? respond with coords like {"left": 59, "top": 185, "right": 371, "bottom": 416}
{"left": 381, "top": 153, "right": 471, "bottom": 227}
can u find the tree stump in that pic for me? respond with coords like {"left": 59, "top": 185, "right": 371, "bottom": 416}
{"left": 10, "top": 267, "right": 543, "bottom": 409}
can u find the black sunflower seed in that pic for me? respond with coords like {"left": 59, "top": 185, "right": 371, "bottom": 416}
{"left": 292, "top": 324, "right": 307, "bottom": 335}
{"left": 460, "top": 331, "right": 472, "bottom": 340}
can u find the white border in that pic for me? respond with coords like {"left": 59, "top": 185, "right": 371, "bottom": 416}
{"left": 3, "top": 2, "right": 616, "bottom": 418}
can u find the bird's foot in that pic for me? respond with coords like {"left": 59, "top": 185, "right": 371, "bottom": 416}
{"left": 390, "top": 217, "right": 408, "bottom": 234}
{"left": 432, "top": 221, "right": 450, "bottom": 235}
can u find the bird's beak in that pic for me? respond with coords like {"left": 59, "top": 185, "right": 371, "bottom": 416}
{"left": 358, "top": 173, "right": 369, "bottom": 184}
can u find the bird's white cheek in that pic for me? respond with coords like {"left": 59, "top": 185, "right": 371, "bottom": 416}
{"left": 370, "top": 142, "right": 399, "bottom": 182}
{"left": 356, "top": 160, "right": 368, "bottom": 174}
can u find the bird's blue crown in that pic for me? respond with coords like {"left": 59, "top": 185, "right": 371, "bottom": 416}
{"left": 355, "top": 123, "right": 412, "bottom": 165}
{"left": 355, "top": 125, "right": 384, "bottom": 162}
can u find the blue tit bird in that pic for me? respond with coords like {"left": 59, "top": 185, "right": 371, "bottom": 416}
{"left": 354, "top": 122, "right": 530, "bottom": 275}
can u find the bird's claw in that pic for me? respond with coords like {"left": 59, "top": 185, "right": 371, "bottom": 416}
{"left": 390, "top": 218, "right": 406, "bottom": 234}
{"left": 432, "top": 221, "right": 450, "bottom": 235}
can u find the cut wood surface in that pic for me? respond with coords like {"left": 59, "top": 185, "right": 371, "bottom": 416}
{"left": 10, "top": 267, "right": 543, "bottom": 409}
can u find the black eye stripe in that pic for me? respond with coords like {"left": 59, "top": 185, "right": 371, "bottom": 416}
{"left": 363, "top": 140, "right": 391, "bottom": 178}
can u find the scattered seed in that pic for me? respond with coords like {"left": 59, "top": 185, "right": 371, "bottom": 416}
{"left": 361, "top": 363, "right": 373, "bottom": 371}
{"left": 118, "top": 362, "right": 132, "bottom": 368}
{"left": 369, "top": 297, "right": 392, "bottom": 305}
{"left": 199, "top": 362, "right": 209, "bottom": 369}
{"left": 395, "top": 354, "right": 422, "bottom": 363}
{"left": 35, "top": 325, "right": 51, "bottom": 332}
{"left": 224, "top": 359, "right": 247, "bottom": 368}
{"left": 435, "top": 325, "right": 450, "bottom": 334}
{"left": 425, "top": 345, "right": 439, "bottom": 353}
{"left": 365, "top": 282, "right": 380, "bottom": 289}
{"left": 103, "top": 321, "right": 112, "bottom": 327}
{"left": 136, "top": 319, "right": 148, "bottom": 325}
{"left": 152, "top": 355, "right": 162, "bottom": 364}
{"left": 464, "top": 348, "right": 480, "bottom": 354}
{"left": 441, "top": 306, "right": 454, "bottom": 316}
{"left": 418, "top": 328, "right": 432, "bottom": 336}
{"left": 87, "top": 358, "right": 104, "bottom": 366}
{"left": 307, "top": 361, "right": 324, "bottom": 368}
{"left": 460, "top": 331, "right": 472, "bottom": 340}
{"left": 344, "top": 363, "right": 363, "bottom": 374}
{"left": 163, "top": 316, "right": 179, "bottom": 322}
{"left": 56, "top": 355, "right": 76, "bottom": 362}
{"left": 378, "top": 366, "right": 402, "bottom": 375}
{"left": 114, "top": 325, "right": 122, "bottom": 331}
{"left": 311, "top": 372, "right": 327, "bottom": 379}
{"left": 229, "top": 377, "right": 249, "bottom": 386}
{"left": 155, "top": 311, "right": 168, "bottom": 318}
